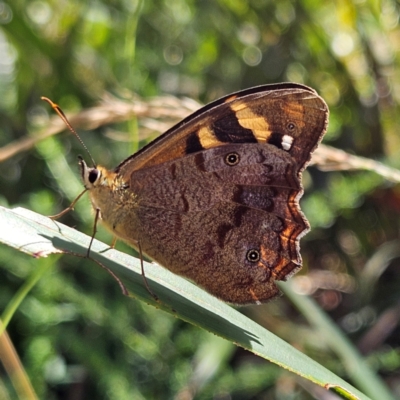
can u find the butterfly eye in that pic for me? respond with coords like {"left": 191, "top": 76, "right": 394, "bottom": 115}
{"left": 88, "top": 169, "right": 100, "bottom": 184}
{"left": 246, "top": 249, "right": 260, "bottom": 263}
{"left": 225, "top": 152, "right": 240, "bottom": 166}
{"left": 287, "top": 122, "right": 296, "bottom": 131}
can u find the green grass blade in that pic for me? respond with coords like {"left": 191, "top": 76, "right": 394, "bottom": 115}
{"left": 280, "top": 281, "right": 395, "bottom": 400}
{"left": 0, "top": 205, "right": 373, "bottom": 400}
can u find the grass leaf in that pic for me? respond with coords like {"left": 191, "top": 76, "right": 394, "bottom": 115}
{"left": 0, "top": 205, "right": 372, "bottom": 400}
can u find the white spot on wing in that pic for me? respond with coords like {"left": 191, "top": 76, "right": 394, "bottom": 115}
{"left": 282, "top": 135, "right": 293, "bottom": 151}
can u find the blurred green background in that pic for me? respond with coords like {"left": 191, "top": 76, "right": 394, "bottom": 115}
{"left": 1, "top": 0, "right": 400, "bottom": 399}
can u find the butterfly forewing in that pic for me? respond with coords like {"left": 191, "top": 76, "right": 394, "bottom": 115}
{"left": 116, "top": 83, "right": 328, "bottom": 178}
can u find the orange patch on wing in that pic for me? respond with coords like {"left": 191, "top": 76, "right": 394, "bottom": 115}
{"left": 248, "top": 288, "right": 261, "bottom": 303}
{"left": 282, "top": 102, "right": 305, "bottom": 129}
{"left": 230, "top": 102, "right": 272, "bottom": 141}
{"left": 198, "top": 126, "right": 221, "bottom": 148}
{"left": 224, "top": 94, "right": 238, "bottom": 103}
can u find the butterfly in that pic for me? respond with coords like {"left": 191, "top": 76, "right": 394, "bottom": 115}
{"left": 77, "top": 83, "right": 328, "bottom": 304}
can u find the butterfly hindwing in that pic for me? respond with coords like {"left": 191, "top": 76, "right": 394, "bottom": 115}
{"left": 122, "top": 142, "right": 312, "bottom": 303}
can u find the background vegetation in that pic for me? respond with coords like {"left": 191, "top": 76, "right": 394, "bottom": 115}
{"left": 1, "top": 0, "right": 400, "bottom": 398}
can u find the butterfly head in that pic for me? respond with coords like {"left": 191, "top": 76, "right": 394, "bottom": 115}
{"left": 79, "top": 157, "right": 117, "bottom": 191}
{"left": 78, "top": 156, "right": 136, "bottom": 241}
{"left": 78, "top": 157, "right": 125, "bottom": 193}
{"left": 79, "top": 157, "right": 103, "bottom": 190}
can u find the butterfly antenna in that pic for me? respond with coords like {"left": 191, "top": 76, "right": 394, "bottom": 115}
{"left": 41, "top": 97, "right": 97, "bottom": 168}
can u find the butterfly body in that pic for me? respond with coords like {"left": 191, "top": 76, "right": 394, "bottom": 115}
{"left": 80, "top": 83, "right": 328, "bottom": 304}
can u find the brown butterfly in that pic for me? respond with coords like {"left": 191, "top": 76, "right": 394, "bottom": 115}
{"left": 77, "top": 83, "right": 328, "bottom": 304}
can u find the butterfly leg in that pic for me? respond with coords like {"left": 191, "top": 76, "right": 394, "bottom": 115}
{"left": 138, "top": 241, "right": 160, "bottom": 303}
{"left": 48, "top": 189, "right": 88, "bottom": 219}
{"left": 85, "top": 209, "right": 130, "bottom": 296}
